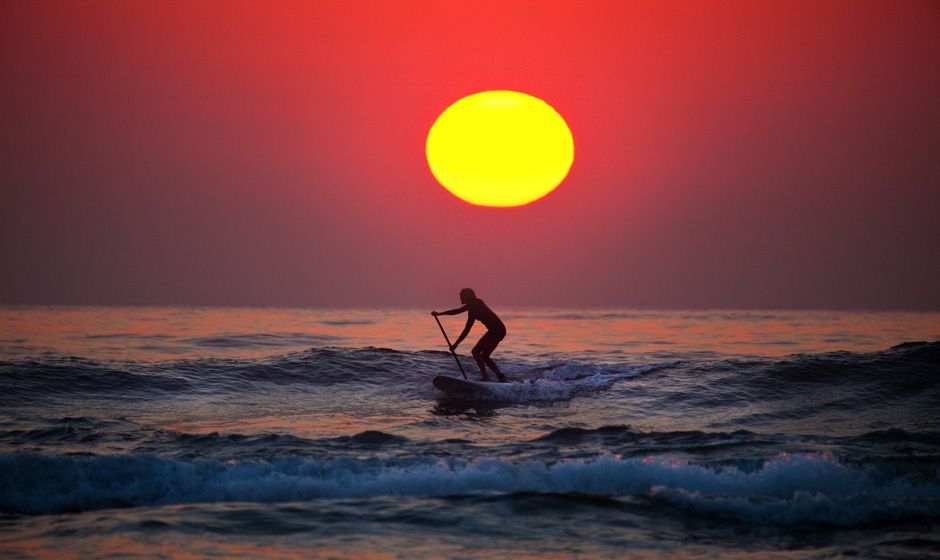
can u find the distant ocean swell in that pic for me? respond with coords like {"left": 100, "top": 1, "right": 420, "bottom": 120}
{"left": 1, "top": 452, "right": 938, "bottom": 525}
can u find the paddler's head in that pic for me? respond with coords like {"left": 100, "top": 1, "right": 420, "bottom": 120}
{"left": 459, "top": 288, "right": 476, "bottom": 304}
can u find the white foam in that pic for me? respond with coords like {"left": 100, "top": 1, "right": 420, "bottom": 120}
{"left": 2, "top": 452, "right": 937, "bottom": 524}
{"left": 466, "top": 363, "right": 657, "bottom": 402}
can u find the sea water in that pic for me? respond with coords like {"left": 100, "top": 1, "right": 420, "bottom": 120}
{"left": 0, "top": 306, "right": 938, "bottom": 558}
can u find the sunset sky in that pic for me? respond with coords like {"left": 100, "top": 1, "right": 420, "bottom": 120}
{"left": 2, "top": 0, "right": 938, "bottom": 309}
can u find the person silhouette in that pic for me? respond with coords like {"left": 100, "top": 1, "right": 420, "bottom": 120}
{"left": 432, "top": 288, "right": 508, "bottom": 383}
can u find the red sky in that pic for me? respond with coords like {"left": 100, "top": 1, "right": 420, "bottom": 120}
{"left": 2, "top": 0, "right": 938, "bottom": 308}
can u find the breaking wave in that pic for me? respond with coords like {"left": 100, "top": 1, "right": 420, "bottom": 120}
{"left": 1, "top": 452, "right": 937, "bottom": 526}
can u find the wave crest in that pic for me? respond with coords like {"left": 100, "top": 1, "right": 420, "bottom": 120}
{"left": 2, "top": 452, "right": 937, "bottom": 525}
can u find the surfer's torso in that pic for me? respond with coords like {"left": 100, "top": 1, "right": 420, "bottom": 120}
{"left": 467, "top": 298, "right": 505, "bottom": 336}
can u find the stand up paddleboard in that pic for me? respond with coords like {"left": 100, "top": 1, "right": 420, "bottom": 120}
{"left": 433, "top": 375, "right": 501, "bottom": 398}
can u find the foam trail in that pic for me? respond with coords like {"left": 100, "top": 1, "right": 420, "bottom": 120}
{"left": 448, "top": 363, "right": 661, "bottom": 402}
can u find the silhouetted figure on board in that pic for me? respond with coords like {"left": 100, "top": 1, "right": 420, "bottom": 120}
{"left": 432, "top": 288, "right": 508, "bottom": 382}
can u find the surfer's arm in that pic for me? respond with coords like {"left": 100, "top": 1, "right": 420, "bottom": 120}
{"left": 433, "top": 305, "right": 468, "bottom": 316}
{"left": 451, "top": 316, "right": 474, "bottom": 349}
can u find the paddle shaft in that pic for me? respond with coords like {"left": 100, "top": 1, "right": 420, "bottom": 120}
{"left": 433, "top": 314, "right": 467, "bottom": 379}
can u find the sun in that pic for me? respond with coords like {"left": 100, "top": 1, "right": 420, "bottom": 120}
{"left": 426, "top": 90, "right": 574, "bottom": 207}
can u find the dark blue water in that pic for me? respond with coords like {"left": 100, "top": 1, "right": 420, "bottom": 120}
{"left": 0, "top": 307, "right": 938, "bottom": 558}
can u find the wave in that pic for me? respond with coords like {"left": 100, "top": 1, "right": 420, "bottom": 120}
{"left": 0, "top": 357, "right": 194, "bottom": 401}
{"left": 646, "top": 341, "right": 940, "bottom": 419}
{"left": 536, "top": 425, "right": 940, "bottom": 444}
{"left": 0, "top": 348, "right": 655, "bottom": 405}
{"left": 536, "top": 426, "right": 766, "bottom": 446}
{"left": 0, "top": 348, "right": 411, "bottom": 402}
{"left": 0, "top": 342, "right": 936, "bottom": 412}
{"left": 1, "top": 452, "right": 937, "bottom": 525}
{"left": 5, "top": 415, "right": 939, "bottom": 464}
{"left": 0, "top": 418, "right": 420, "bottom": 461}
{"left": 729, "top": 340, "right": 938, "bottom": 387}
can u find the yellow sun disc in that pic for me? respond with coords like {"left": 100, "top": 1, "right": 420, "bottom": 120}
{"left": 426, "top": 90, "right": 574, "bottom": 207}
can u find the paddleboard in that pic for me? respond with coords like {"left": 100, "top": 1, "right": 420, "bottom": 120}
{"left": 433, "top": 375, "right": 501, "bottom": 398}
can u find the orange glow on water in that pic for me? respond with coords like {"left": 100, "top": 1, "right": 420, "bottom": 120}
{"left": 2, "top": 306, "right": 938, "bottom": 362}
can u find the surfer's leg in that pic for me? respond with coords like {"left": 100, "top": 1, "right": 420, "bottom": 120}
{"left": 479, "top": 332, "right": 507, "bottom": 382}
{"left": 484, "top": 356, "right": 507, "bottom": 382}
{"left": 471, "top": 337, "right": 492, "bottom": 381}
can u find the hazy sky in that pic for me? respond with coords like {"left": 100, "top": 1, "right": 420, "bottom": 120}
{"left": 2, "top": 1, "right": 938, "bottom": 309}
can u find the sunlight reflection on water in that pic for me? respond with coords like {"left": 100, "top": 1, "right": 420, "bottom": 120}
{"left": 1, "top": 306, "right": 937, "bottom": 361}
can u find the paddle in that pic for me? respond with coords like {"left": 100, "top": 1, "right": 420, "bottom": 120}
{"left": 433, "top": 314, "right": 467, "bottom": 379}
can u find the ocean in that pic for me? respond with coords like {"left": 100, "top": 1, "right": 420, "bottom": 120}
{"left": 1, "top": 306, "right": 938, "bottom": 558}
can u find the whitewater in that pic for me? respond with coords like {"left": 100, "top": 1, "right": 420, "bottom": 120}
{"left": 1, "top": 306, "right": 938, "bottom": 558}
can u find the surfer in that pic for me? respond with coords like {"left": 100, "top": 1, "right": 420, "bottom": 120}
{"left": 432, "top": 288, "right": 508, "bottom": 383}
